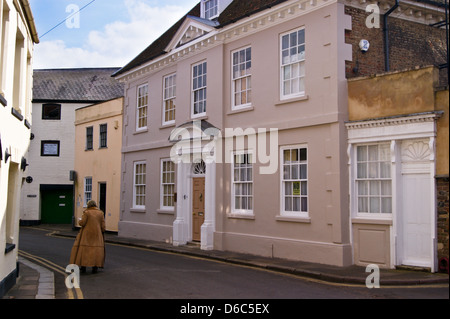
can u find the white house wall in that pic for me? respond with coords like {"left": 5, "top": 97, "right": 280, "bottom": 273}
{"left": 0, "top": 0, "right": 37, "bottom": 297}
{"left": 20, "top": 102, "right": 89, "bottom": 223}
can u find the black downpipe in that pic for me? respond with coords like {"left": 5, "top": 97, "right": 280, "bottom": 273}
{"left": 384, "top": 0, "right": 399, "bottom": 72}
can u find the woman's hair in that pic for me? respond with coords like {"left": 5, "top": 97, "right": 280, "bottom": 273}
{"left": 87, "top": 200, "right": 97, "bottom": 208}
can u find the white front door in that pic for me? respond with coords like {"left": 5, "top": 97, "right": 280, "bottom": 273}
{"left": 399, "top": 139, "right": 434, "bottom": 269}
{"left": 401, "top": 173, "right": 432, "bottom": 267}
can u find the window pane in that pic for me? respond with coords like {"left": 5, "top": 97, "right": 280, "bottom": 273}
{"left": 380, "top": 162, "right": 391, "bottom": 178}
{"left": 293, "top": 197, "right": 300, "bottom": 212}
{"left": 381, "top": 181, "right": 391, "bottom": 195}
{"left": 370, "top": 181, "right": 380, "bottom": 195}
{"left": 282, "top": 35, "right": 289, "bottom": 50}
{"left": 300, "top": 148, "right": 307, "bottom": 161}
{"left": 285, "top": 197, "right": 292, "bottom": 211}
{"left": 358, "top": 197, "right": 368, "bottom": 212}
{"left": 368, "top": 145, "right": 378, "bottom": 161}
{"left": 370, "top": 198, "right": 380, "bottom": 213}
{"left": 379, "top": 144, "right": 390, "bottom": 161}
{"left": 381, "top": 198, "right": 392, "bottom": 214}
{"left": 298, "top": 30, "right": 305, "bottom": 44}
{"left": 300, "top": 164, "right": 307, "bottom": 179}
{"left": 357, "top": 146, "right": 367, "bottom": 162}
{"left": 291, "top": 165, "right": 299, "bottom": 179}
{"left": 301, "top": 197, "right": 308, "bottom": 212}
{"left": 301, "top": 181, "right": 307, "bottom": 195}
{"left": 285, "top": 182, "right": 292, "bottom": 195}
{"left": 358, "top": 181, "right": 368, "bottom": 195}
{"left": 368, "top": 162, "right": 379, "bottom": 178}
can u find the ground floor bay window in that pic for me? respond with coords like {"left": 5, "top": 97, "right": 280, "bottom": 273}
{"left": 347, "top": 112, "right": 442, "bottom": 272}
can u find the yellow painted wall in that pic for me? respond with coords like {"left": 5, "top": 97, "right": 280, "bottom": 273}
{"left": 74, "top": 97, "right": 123, "bottom": 232}
{"left": 348, "top": 66, "right": 439, "bottom": 121}
{"left": 348, "top": 66, "right": 448, "bottom": 176}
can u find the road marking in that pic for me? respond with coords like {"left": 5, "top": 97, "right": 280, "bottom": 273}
{"left": 18, "top": 250, "right": 84, "bottom": 299}
{"left": 30, "top": 227, "right": 450, "bottom": 290}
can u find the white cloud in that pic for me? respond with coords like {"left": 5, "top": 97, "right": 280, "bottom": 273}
{"left": 34, "top": 0, "right": 194, "bottom": 69}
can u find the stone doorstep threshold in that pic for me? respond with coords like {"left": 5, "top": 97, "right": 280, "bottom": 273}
{"left": 395, "top": 265, "right": 432, "bottom": 273}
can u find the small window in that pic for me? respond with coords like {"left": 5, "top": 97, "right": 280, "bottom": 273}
{"left": 232, "top": 152, "right": 253, "bottom": 214}
{"left": 163, "top": 74, "right": 176, "bottom": 125}
{"left": 86, "top": 126, "right": 93, "bottom": 150}
{"left": 281, "top": 145, "right": 308, "bottom": 216}
{"left": 42, "top": 104, "right": 61, "bottom": 120}
{"left": 355, "top": 144, "right": 392, "bottom": 215}
{"left": 137, "top": 84, "right": 148, "bottom": 131}
{"left": 280, "top": 28, "right": 306, "bottom": 99}
{"left": 99, "top": 124, "right": 107, "bottom": 148}
{"left": 84, "top": 177, "right": 92, "bottom": 207}
{"left": 161, "top": 159, "right": 175, "bottom": 209}
{"left": 232, "top": 47, "right": 252, "bottom": 109}
{"left": 192, "top": 61, "right": 207, "bottom": 117}
{"left": 41, "top": 141, "right": 60, "bottom": 157}
{"left": 133, "top": 161, "right": 147, "bottom": 209}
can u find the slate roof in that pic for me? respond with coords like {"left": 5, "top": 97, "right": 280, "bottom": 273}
{"left": 33, "top": 68, "right": 124, "bottom": 102}
{"left": 113, "top": 0, "right": 448, "bottom": 77}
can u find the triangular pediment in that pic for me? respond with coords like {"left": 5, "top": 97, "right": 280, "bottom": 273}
{"left": 165, "top": 16, "right": 219, "bottom": 52}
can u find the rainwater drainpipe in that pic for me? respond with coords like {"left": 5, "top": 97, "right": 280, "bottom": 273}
{"left": 384, "top": 0, "right": 399, "bottom": 72}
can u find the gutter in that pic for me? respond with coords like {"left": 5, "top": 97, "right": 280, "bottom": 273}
{"left": 19, "top": 0, "right": 40, "bottom": 44}
{"left": 383, "top": 0, "right": 399, "bottom": 72}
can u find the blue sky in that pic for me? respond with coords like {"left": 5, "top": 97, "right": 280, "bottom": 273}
{"left": 29, "top": 0, "right": 199, "bottom": 69}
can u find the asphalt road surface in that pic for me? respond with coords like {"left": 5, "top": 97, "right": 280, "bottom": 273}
{"left": 17, "top": 227, "right": 449, "bottom": 305}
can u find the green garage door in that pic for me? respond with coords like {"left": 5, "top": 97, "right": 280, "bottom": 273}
{"left": 40, "top": 185, "right": 73, "bottom": 224}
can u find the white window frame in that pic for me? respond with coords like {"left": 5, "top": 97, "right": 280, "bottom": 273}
{"left": 231, "top": 46, "right": 252, "bottom": 110}
{"left": 84, "top": 177, "right": 92, "bottom": 207}
{"left": 133, "top": 161, "right": 147, "bottom": 209}
{"left": 191, "top": 61, "right": 207, "bottom": 118}
{"left": 203, "top": 0, "right": 218, "bottom": 20}
{"left": 231, "top": 151, "right": 254, "bottom": 215}
{"left": 136, "top": 84, "right": 148, "bottom": 131}
{"left": 353, "top": 143, "right": 392, "bottom": 218}
{"left": 280, "top": 27, "right": 306, "bottom": 100}
{"left": 160, "top": 159, "right": 175, "bottom": 210}
{"left": 280, "top": 145, "right": 308, "bottom": 217}
{"left": 162, "top": 73, "right": 176, "bottom": 126}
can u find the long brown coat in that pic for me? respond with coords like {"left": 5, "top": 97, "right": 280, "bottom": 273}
{"left": 69, "top": 207, "right": 106, "bottom": 268}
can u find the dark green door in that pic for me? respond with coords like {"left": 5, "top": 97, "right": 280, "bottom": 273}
{"left": 40, "top": 185, "right": 73, "bottom": 224}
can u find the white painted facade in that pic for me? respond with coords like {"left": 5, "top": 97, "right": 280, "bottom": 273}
{"left": 347, "top": 112, "right": 442, "bottom": 272}
{"left": 0, "top": 0, "right": 38, "bottom": 297}
{"left": 20, "top": 102, "right": 89, "bottom": 223}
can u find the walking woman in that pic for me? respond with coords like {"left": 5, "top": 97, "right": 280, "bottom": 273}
{"left": 70, "top": 200, "right": 106, "bottom": 273}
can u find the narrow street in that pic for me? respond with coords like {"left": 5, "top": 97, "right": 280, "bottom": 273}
{"left": 15, "top": 226, "right": 448, "bottom": 304}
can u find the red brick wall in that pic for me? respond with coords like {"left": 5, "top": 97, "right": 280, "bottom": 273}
{"left": 437, "top": 177, "right": 449, "bottom": 268}
{"left": 345, "top": 6, "right": 448, "bottom": 85}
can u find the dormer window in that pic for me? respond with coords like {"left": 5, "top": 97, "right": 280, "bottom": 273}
{"left": 204, "top": 0, "right": 218, "bottom": 20}
{"left": 201, "top": 0, "right": 232, "bottom": 20}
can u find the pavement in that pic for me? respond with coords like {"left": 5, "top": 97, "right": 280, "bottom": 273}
{"left": 3, "top": 224, "right": 449, "bottom": 299}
